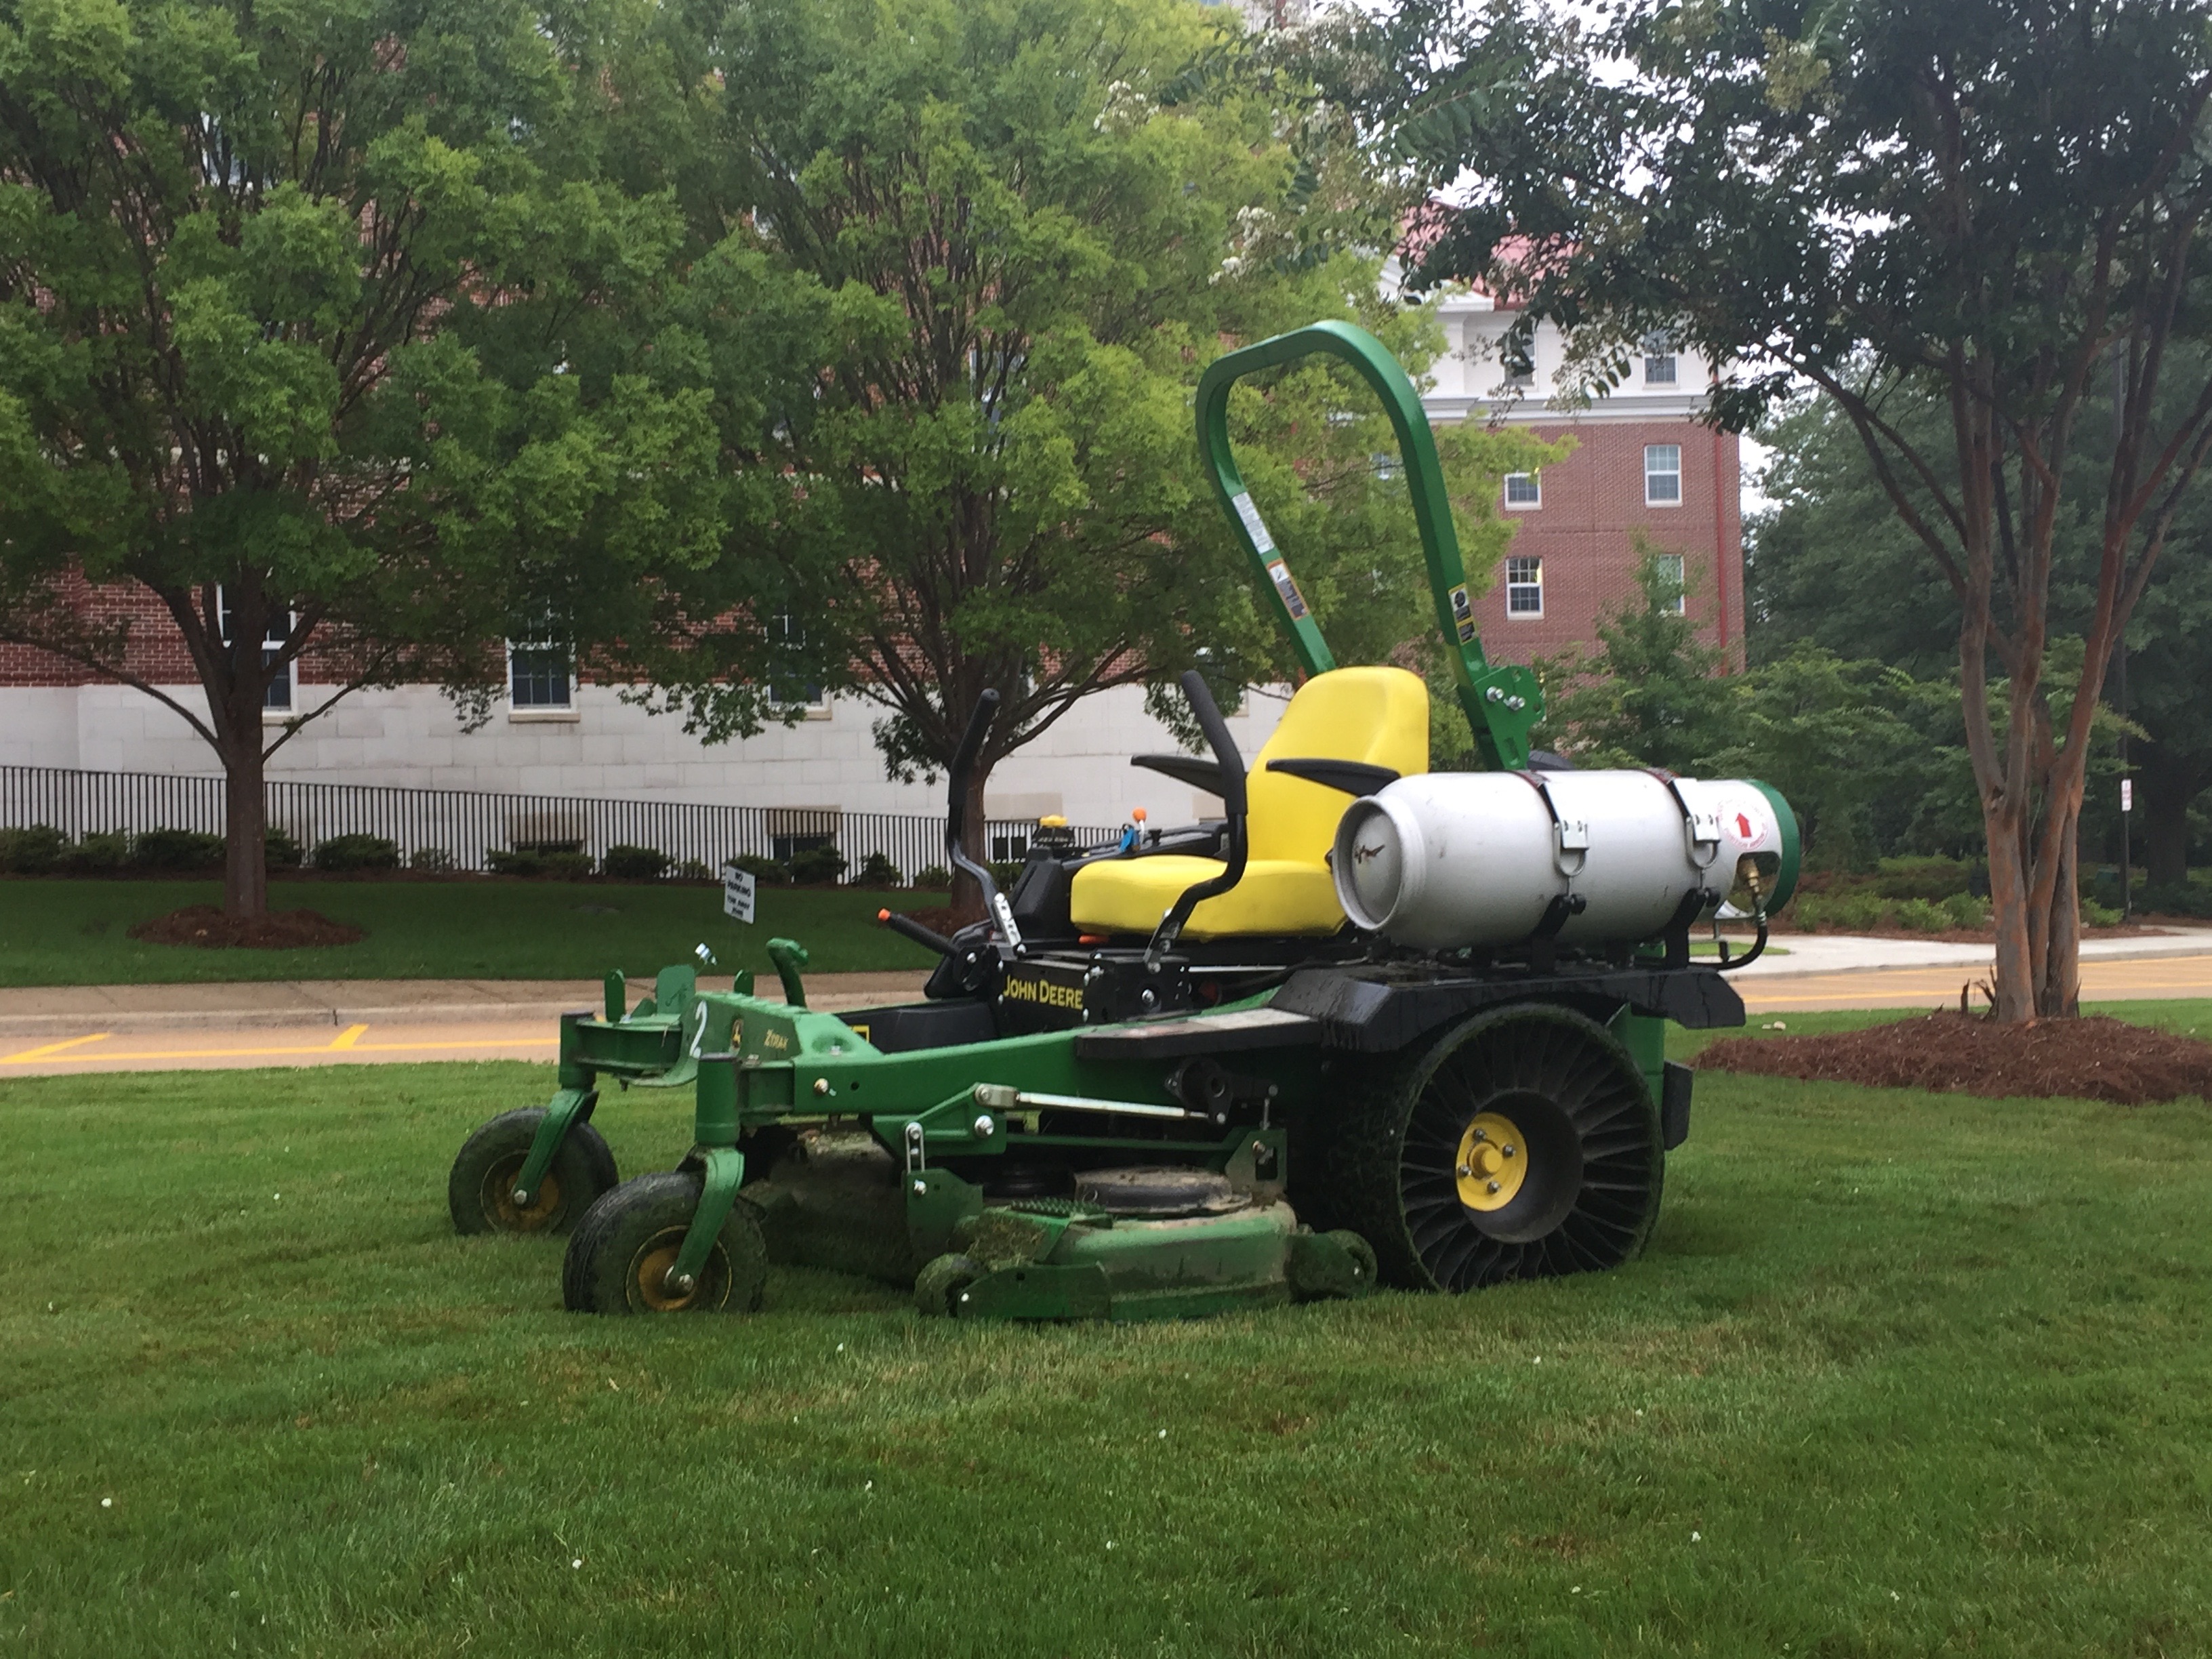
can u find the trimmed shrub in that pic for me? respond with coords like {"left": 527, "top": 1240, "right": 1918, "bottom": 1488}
{"left": 1870, "top": 855, "right": 1974, "bottom": 901}
{"left": 0, "top": 825, "right": 67, "bottom": 874}
{"left": 1796, "top": 890, "right": 1886, "bottom": 933}
{"left": 312, "top": 834, "right": 401, "bottom": 872}
{"left": 856, "top": 851, "right": 902, "bottom": 886}
{"left": 489, "top": 846, "right": 593, "bottom": 878}
{"left": 133, "top": 827, "right": 225, "bottom": 871}
{"left": 731, "top": 853, "right": 790, "bottom": 886}
{"left": 59, "top": 831, "right": 131, "bottom": 874}
{"left": 600, "top": 844, "right": 671, "bottom": 881}
{"left": 409, "top": 847, "right": 455, "bottom": 873}
{"left": 264, "top": 828, "right": 304, "bottom": 871}
{"left": 1893, "top": 898, "right": 1947, "bottom": 933}
{"left": 2142, "top": 882, "right": 2212, "bottom": 919}
{"left": 787, "top": 845, "right": 848, "bottom": 886}
{"left": 912, "top": 863, "right": 952, "bottom": 891}
{"left": 1940, "top": 892, "right": 1990, "bottom": 928}
{"left": 674, "top": 858, "right": 712, "bottom": 882}
{"left": 2082, "top": 899, "right": 2123, "bottom": 928}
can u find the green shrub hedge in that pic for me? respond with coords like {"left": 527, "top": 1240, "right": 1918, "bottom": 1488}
{"left": 312, "top": 834, "right": 402, "bottom": 872}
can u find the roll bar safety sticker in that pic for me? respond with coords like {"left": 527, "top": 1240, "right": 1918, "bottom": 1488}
{"left": 1231, "top": 491, "right": 1276, "bottom": 554}
{"left": 1449, "top": 583, "right": 1477, "bottom": 644}
{"left": 1265, "top": 558, "right": 1309, "bottom": 621}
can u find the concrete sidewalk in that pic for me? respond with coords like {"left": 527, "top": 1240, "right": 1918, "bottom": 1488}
{"left": 0, "top": 970, "right": 933, "bottom": 1040}
{"left": 1731, "top": 926, "right": 2212, "bottom": 978}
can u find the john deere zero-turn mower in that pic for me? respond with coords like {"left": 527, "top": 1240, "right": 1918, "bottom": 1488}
{"left": 446, "top": 321, "right": 1798, "bottom": 1321}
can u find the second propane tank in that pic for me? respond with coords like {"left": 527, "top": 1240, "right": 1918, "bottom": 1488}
{"left": 1331, "top": 771, "right": 1799, "bottom": 952}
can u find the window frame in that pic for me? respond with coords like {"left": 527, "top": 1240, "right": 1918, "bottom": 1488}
{"left": 1653, "top": 553, "right": 1687, "bottom": 615}
{"left": 506, "top": 640, "right": 576, "bottom": 716}
{"left": 765, "top": 609, "right": 831, "bottom": 718}
{"left": 1641, "top": 330, "right": 1678, "bottom": 386}
{"left": 1503, "top": 470, "right": 1542, "bottom": 510}
{"left": 1644, "top": 443, "right": 1683, "bottom": 506}
{"left": 1504, "top": 555, "right": 1544, "bottom": 618}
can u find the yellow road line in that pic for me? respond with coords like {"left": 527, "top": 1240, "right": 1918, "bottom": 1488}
{"left": 328, "top": 1023, "right": 369, "bottom": 1050}
{"left": 1, "top": 1032, "right": 112, "bottom": 1064}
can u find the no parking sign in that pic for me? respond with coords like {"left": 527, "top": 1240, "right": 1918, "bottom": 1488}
{"left": 722, "top": 864, "right": 756, "bottom": 924}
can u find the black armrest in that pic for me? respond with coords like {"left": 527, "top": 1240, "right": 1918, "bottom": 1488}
{"left": 1131, "top": 754, "right": 1231, "bottom": 795}
{"left": 1263, "top": 757, "right": 1400, "bottom": 797}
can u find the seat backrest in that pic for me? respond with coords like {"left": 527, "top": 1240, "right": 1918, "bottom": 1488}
{"left": 1246, "top": 666, "right": 1429, "bottom": 863}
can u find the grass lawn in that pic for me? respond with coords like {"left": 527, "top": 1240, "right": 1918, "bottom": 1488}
{"left": 5, "top": 1019, "right": 2211, "bottom": 1654}
{"left": 0, "top": 878, "right": 945, "bottom": 985}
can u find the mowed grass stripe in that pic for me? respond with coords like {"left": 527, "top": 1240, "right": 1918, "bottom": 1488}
{"left": 2, "top": 1045, "right": 2209, "bottom": 1654}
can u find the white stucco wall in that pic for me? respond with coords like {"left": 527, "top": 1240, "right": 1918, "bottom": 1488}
{"left": 0, "top": 680, "right": 1293, "bottom": 830}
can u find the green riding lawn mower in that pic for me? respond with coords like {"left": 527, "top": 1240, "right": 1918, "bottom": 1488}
{"left": 447, "top": 321, "right": 1799, "bottom": 1322}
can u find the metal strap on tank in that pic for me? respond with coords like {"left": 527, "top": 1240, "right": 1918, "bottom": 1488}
{"left": 1645, "top": 768, "right": 1723, "bottom": 871}
{"left": 1509, "top": 770, "right": 1589, "bottom": 878}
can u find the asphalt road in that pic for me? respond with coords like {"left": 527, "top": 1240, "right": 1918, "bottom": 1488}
{"left": 5, "top": 954, "right": 2209, "bottom": 1077}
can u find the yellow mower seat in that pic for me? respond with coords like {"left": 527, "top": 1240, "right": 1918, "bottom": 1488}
{"left": 1069, "top": 665, "right": 1430, "bottom": 940}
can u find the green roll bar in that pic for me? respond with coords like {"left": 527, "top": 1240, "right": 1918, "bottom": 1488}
{"left": 1194, "top": 319, "right": 1546, "bottom": 771}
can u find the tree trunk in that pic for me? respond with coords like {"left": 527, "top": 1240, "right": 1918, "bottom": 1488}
{"left": 2038, "top": 801, "right": 2082, "bottom": 1017}
{"left": 2139, "top": 745, "right": 2207, "bottom": 890}
{"left": 1986, "top": 797, "right": 2035, "bottom": 1022}
{"left": 222, "top": 738, "right": 269, "bottom": 920}
{"left": 949, "top": 760, "right": 994, "bottom": 928}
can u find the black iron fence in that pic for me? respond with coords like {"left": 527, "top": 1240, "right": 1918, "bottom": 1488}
{"left": 0, "top": 766, "right": 1115, "bottom": 884}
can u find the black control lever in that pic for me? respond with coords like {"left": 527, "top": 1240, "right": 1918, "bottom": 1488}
{"left": 1147, "top": 672, "right": 1249, "bottom": 966}
{"left": 878, "top": 907, "right": 957, "bottom": 957}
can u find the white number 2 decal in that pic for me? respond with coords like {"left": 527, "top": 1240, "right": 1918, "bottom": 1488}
{"left": 690, "top": 1001, "right": 710, "bottom": 1059}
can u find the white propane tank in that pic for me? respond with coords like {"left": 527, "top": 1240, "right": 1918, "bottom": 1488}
{"left": 1331, "top": 771, "right": 1799, "bottom": 951}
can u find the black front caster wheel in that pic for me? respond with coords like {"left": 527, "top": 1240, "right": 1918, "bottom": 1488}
{"left": 448, "top": 1107, "right": 617, "bottom": 1235}
{"left": 562, "top": 1171, "right": 769, "bottom": 1315}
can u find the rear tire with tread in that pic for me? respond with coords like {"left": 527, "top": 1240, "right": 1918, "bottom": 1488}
{"left": 1332, "top": 1005, "right": 1663, "bottom": 1292}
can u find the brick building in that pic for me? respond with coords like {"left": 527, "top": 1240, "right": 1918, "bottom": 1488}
{"left": 1421, "top": 283, "right": 1744, "bottom": 668}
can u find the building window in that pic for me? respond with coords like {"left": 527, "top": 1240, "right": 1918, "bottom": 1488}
{"left": 508, "top": 642, "right": 573, "bottom": 710}
{"left": 1506, "top": 556, "right": 1543, "bottom": 616}
{"left": 1645, "top": 444, "right": 1683, "bottom": 506}
{"left": 1654, "top": 554, "right": 1687, "bottom": 615}
{"left": 1504, "top": 472, "right": 1541, "bottom": 509}
{"left": 216, "top": 588, "right": 294, "bottom": 712}
{"left": 768, "top": 610, "right": 827, "bottom": 712}
{"left": 1642, "top": 331, "right": 1677, "bottom": 386}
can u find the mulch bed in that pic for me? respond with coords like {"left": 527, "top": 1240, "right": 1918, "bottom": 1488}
{"left": 127, "top": 905, "right": 364, "bottom": 949}
{"left": 1700, "top": 1010, "right": 2212, "bottom": 1105}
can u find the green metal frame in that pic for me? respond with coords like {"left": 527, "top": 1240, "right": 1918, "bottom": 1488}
{"left": 1194, "top": 320, "right": 1547, "bottom": 771}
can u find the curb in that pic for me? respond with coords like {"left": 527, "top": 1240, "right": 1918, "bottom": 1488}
{"left": 0, "top": 1000, "right": 591, "bottom": 1040}
{"left": 0, "top": 986, "right": 905, "bottom": 1041}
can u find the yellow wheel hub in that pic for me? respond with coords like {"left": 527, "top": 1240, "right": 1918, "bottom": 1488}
{"left": 631, "top": 1232, "right": 705, "bottom": 1311}
{"left": 1454, "top": 1112, "right": 1528, "bottom": 1212}
{"left": 483, "top": 1155, "right": 562, "bottom": 1233}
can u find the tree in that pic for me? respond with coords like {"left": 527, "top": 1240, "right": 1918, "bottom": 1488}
{"left": 1755, "top": 378, "right": 2212, "bottom": 888}
{"left": 1344, "top": 0, "right": 2212, "bottom": 1019}
{"left": 0, "top": 0, "right": 723, "bottom": 916}
{"left": 631, "top": 0, "right": 1553, "bottom": 920}
{"left": 1538, "top": 542, "right": 1733, "bottom": 774}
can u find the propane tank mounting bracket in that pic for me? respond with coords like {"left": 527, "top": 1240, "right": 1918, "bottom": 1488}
{"left": 1647, "top": 769, "right": 1723, "bottom": 871}
{"left": 1513, "top": 771, "right": 1591, "bottom": 879}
